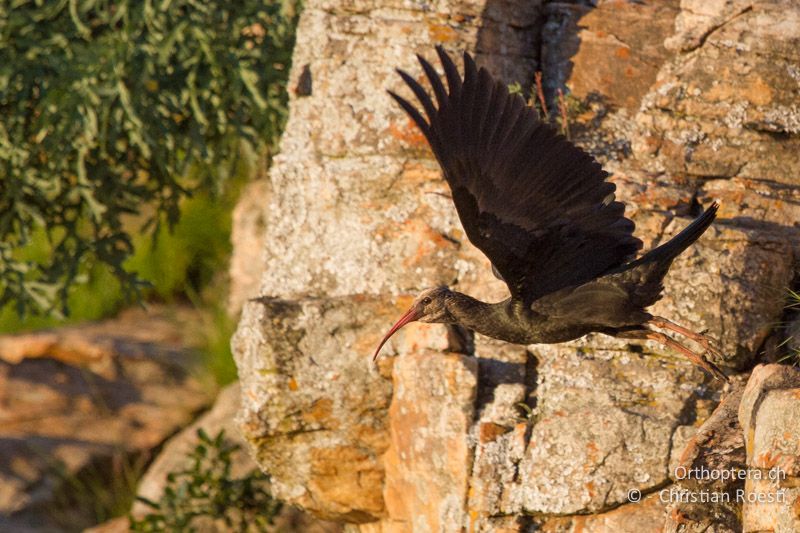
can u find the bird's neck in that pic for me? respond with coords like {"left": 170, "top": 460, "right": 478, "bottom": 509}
{"left": 446, "top": 291, "right": 527, "bottom": 343}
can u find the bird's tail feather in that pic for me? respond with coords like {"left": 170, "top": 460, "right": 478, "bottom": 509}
{"left": 639, "top": 201, "right": 719, "bottom": 265}
{"left": 604, "top": 201, "right": 719, "bottom": 310}
{"left": 620, "top": 201, "right": 719, "bottom": 276}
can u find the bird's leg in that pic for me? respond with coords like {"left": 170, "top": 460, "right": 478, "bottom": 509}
{"left": 648, "top": 316, "right": 724, "bottom": 359}
{"left": 619, "top": 329, "right": 728, "bottom": 382}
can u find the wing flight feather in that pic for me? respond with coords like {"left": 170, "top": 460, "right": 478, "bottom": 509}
{"left": 389, "top": 47, "right": 642, "bottom": 303}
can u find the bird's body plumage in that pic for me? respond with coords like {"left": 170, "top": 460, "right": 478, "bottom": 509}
{"left": 443, "top": 200, "right": 717, "bottom": 346}
{"left": 375, "top": 47, "right": 727, "bottom": 381}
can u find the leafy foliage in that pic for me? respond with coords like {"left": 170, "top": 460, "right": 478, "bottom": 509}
{"left": 0, "top": 0, "right": 298, "bottom": 316}
{"left": 0, "top": 180, "right": 242, "bottom": 332}
{"left": 130, "top": 429, "right": 282, "bottom": 532}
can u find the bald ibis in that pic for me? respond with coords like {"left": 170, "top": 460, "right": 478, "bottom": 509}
{"left": 373, "top": 47, "right": 727, "bottom": 382}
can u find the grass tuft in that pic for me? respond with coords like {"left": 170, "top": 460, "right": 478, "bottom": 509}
{"left": 778, "top": 288, "right": 800, "bottom": 365}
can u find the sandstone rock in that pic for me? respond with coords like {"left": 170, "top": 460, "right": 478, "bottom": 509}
{"left": 515, "top": 337, "right": 701, "bottom": 515}
{"left": 632, "top": 1, "right": 800, "bottom": 186}
{"left": 0, "top": 306, "right": 216, "bottom": 532}
{"left": 381, "top": 352, "right": 477, "bottom": 532}
{"left": 563, "top": 0, "right": 680, "bottom": 111}
{"left": 93, "top": 509, "right": 343, "bottom": 533}
{"left": 738, "top": 364, "right": 800, "bottom": 532}
{"left": 673, "top": 378, "right": 747, "bottom": 493}
{"left": 539, "top": 494, "right": 668, "bottom": 533}
{"left": 661, "top": 498, "right": 741, "bottom": 533}
{"left": 665, "top": 0, "right": 758, "bottom": 53}
{"left": 465, "top": 337, "right": 531, "bottom": 528}
{"left": 233, "top": 296, "right": 401, "bottom": 522}
{"left": 658, "top": 377, "right": 748, "bottom": 532}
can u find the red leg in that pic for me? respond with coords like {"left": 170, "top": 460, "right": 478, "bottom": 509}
{"left": 649, "top": 316, "right": 724, "bottom": 359}
{"left": 618, "top": 329, "right": 729, "bottom": 382}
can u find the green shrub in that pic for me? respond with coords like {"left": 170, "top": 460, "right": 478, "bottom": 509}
{"left": 130, "top": 429, "right": 282, "bottom": 532}
{"left": 0, "top": 0, "right": 298, "bottom": 316}
{"left": 0, "top": 177, "right": 243, "bottom": 333}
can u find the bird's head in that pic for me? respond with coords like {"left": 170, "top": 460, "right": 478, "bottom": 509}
{"left": 372, "top": 286, "right": 453, "bottom": 361}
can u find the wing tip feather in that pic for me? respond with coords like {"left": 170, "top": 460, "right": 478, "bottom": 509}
{"left": 388, "top": 47, "right": 644, "bottom": 301}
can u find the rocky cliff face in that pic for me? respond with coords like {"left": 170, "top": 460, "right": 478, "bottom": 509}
{"left": 231, "top": 0, "right": 800, "bottom": 531}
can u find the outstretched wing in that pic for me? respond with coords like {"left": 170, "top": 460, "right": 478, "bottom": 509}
{"left": 389, "top": 47, "right": 642, "bottom": 304}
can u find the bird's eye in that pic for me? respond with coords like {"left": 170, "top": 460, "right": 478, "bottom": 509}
{"left": 421, "top": 297, "right": 432, "bottom": 305}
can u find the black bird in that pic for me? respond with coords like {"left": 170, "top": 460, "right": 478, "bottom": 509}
{"left": 373, "top": 47, "right": 727, "bottom": 382}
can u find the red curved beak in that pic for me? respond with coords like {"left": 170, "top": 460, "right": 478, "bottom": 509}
{"left": 373, "top": 306, "right": 421, "bottom": 361}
